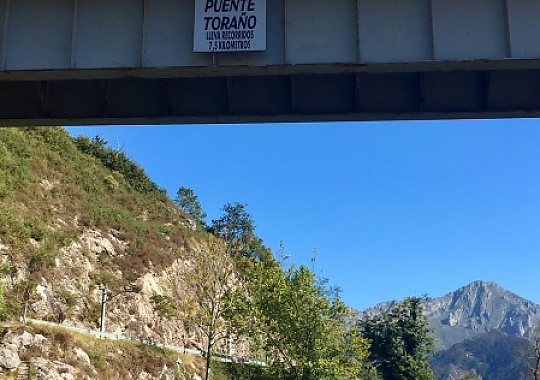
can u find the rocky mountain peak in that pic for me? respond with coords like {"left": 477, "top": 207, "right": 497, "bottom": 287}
{"left": 358, "top": 280, "right": 540, "bottom": 350}
{"left": 428, "top": 280, "right": 511, "bottom": 322}
{"left": 426, "top": 280, "right": 540, "bottom": 336}
{"left": 445, "top": 280, "right": 507, "bottom": 305}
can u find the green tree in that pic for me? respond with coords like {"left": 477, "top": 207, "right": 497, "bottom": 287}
{"left": 244, "top": 261, "right": 370, "bottom": 380}
{"left": 358, "top": 297, "right": 435, "bottom": 380}
{"left": 0, "top": 282, "right": 7, "bottom": 321}
{"left": 152, "top": 235, "right": 240, "bottom": 380}
{"left": 174, "top": 186, "right": 207, "bottom": 226}
{"left": 210, "top": 203, "right": 272, "bottom": 263}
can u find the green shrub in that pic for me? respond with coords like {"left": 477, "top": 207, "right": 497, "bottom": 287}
{"left": 74, "top": 135, "right": 160, "bottom": 194}
{"left": 0, "top": 283, "right": 8, "bottom": 321}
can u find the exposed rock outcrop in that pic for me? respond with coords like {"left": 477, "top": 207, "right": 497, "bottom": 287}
{"left": 0, "top": 329, "right": 184, "bottom": 379}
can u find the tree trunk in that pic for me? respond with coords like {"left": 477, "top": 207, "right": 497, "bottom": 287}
{"left": 205, "top": 342, "right": 212, "bottom": 380}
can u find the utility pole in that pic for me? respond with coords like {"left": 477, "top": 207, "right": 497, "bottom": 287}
{"left": 99, "top": 285, "right": 108, "bottom": 333}
{"left": 21, "top": 290, "right": 29, "bottom": 324}
{"left": 22, "top": 300, "right": 28, "bottom": 323}
{"left": 98, "top": 284, "right": 139, "bottom": 333}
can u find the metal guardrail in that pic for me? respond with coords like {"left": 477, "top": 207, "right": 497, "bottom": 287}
{"left": 25, "top": 318, "right": 204, "bottom": 356}
{"left": 24, "top": 318, "right": 264, "bottom": 365}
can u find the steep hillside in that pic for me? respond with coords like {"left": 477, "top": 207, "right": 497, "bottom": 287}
{"left": 0, "top": 127, "right": 206, "bottom": 350}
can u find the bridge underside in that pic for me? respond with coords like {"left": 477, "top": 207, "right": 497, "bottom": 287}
{"left": 1, "top": 0, "right": 540, "bottom": 124}
{"left": 3, "top": 67, "right": 540, "bottom": 125}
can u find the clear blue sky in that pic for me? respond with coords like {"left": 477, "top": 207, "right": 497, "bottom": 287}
{"left": 68, "top": 119, "right": 540, "bottom": 310}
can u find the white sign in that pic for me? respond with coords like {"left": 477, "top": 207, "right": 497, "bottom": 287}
{"left": 194, "top": 0, "right": 266, "bottom": 52}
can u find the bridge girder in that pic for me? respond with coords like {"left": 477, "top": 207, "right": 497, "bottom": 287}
{"left": 1, "top": 0, "right": 540, "bottom": 124}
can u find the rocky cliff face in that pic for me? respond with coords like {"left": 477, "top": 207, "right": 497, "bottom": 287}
{"left": 1, "top": 225, "right": 195, "bottom": 345}
{"left": 358, "top": 280, "right": 540, "bottom": 350}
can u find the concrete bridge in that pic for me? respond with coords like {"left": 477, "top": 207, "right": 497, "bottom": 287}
{"left": 1, "top": 0, "right": 539, "bottom": 125}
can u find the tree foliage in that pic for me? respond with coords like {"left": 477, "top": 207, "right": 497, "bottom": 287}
{"left": 174, "top": 186, "right": 207, "bottom": 226}
{"left": 152, "top": 235, "right": 239, "bottom": 380}
{"left": 243, "top": 260, "right": 370, "bottom": 380}
{"left": 210, "top": 203, "right": 272, "bottom": 263}
{"left": 358, "top": 297, "right": 435, "bottom": 380}
{"left": 0, "top": 282, "right": 7, "bottom": 321}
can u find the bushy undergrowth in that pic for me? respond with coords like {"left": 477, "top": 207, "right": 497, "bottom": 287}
{"left": 213, "top": 361, "right": 274, "bottom": 380}
{"left": 73, "top": 135, "right": 161, "bottom": 194}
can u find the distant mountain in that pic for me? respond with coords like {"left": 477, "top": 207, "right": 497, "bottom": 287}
{"left": 427, "top": 280, "right": 540, "bottom": 350}
{"left": 356, "top": 280, "right": 540, "bottom": 380}
{"left": 430, "top": 330, "right": 532, "bottom": 380}
{"left": 358, "top": 280, "right": 540, "bottom": 350}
